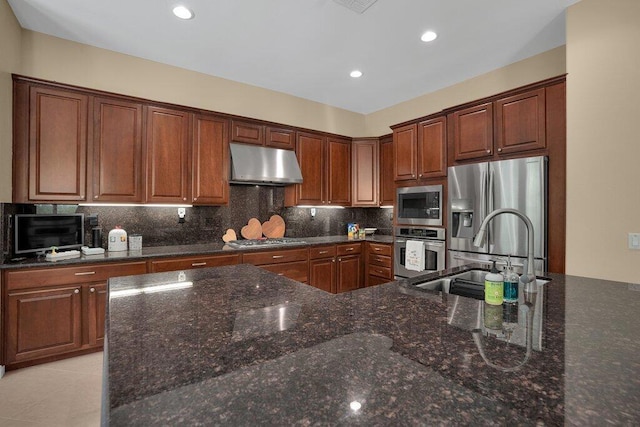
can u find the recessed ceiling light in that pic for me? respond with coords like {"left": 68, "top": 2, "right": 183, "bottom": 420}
{"left": 173, "top": 5, "right": 194, "bottom": 20}
{"left": 421, "top": 31, "right": 437, "bottom": 42}
{"left": 350, "top": 70, "right": 363, "bottom": 78}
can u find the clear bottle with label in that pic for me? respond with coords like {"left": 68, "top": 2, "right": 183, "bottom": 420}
{"left": 503, "top": 255, "right": 519, "bottom": 304}
{"left": 484, "top": 260, "right": 504, "bottom": 305}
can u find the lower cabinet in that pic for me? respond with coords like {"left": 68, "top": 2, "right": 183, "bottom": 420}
{"left": 309, "top": 243, "right": 363, "bottom": 293}
{"left": 149, "top": 254, "right": 241, "bottom": 273}
{"left": 309, "top": 245, "right": 337, "bottom": 293}
{"left": 366, "top": 242, "right": 394, "bottom": 286}
{"left": 242, "top": 248, "right": 309, "bottom": 283}
{"left": 2, "top": 261, "right": 147, "bottom": 368}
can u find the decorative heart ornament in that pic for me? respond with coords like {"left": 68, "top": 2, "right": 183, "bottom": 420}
{"left": 262, "top": 215, "right": 285, "bottom": 238}
{"left": 222, "top": 229, "right": 237, "bottom": 243}
{"left": 241, "top": 218, "right": 262, "bottom": 240}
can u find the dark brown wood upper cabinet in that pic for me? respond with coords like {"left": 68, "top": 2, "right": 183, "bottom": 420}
{"left": 393, "top": 123, "right": 418, "bottom": 181}
{"left": 451, "top": 102, "right": 494, "bottom": 162}
{"left": 294, "top": 132, "right": 325, "bottom": 205}
{"left": 230, "top": 119, "right": 263, "bottom": 145}
{"left": 145, "top": 105, "right": 191, "bottom": 203}
{"left": 379, "top": 135, "right": 394, "bottom": 206}
{"left": 495, "top": 88, "right": 546, "bottom": 155}
{"left": 13, "top": 84, "right": 89, "bottom": 202}
{"left": 231, "top": 119, "right": 295, "bottom": 150}
{"left": 352, "top": 139, "right": 379, "bottom": 207}
{"left": 192, "top": 114, "right": 229, "bottom": 205}
{"left": 417, "top": 117, "right": 447, "bottom": 178}
{"left": 288, "top": 132, "right": 351, "bottom": 206}
{"left": 92, "top": 97, "right": 144, "bottom": 202}
{"left": 327, "top": 137, "right": 351, "bottom": 206}
{"left": 265, "top": 126, "right": 295, "bottom": 149}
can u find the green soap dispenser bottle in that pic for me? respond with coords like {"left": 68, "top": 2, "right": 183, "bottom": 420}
{"left": 484, "top": 260, "right": 504, "bottom": 305}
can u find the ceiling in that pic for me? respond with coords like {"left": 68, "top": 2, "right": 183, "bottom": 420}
{"left": 7, "top": 0, "right": 581, "bottom": 114}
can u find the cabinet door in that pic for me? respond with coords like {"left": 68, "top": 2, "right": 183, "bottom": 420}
{"left": 327, "top": 137, "right": 351, "bottom": 206}
{"left": 351, "top": 139, "right": 379, "bottom": 207}
{"left": 309, "top": 257, "right": 336, "bottom": 293}
{"left": 295, "top": 132, "right": 325, "bottom": 205}
{"left": 266, "top": 126, "right": 295, "bottom": 150}
{"left": 145, "top": 106, "right": 191, "bottom": 203}
{"left": 231, "top": 120, "right": 264, "bottom": 145}
{"left": 379, "top": 135, "right": 394, "bottom": 206}
{"left": 495, "top": 88, "right": 546, "bottom": 155}
{"left": 92, "top": 97, "right": 144, "bottom": 202}
{"left": 192, "top": 114, "right": 229, "bottom": 205}
{"left": 336, "top": 254, "right": 362, "bottom": 293}
{"left": 261, "top": 261, "right": 309, "bottom": 283}
{"left": 86, "top": 283, "right": 107, "bottom": 347}
{"left": 6, "top": 285, "right": 82, "bottom": 364}
{"left": 417, "top": 117, "right": 447, "bottom": 178}
{"left": 393, "top": 123, "right": 417, "bottom": 181}
{"left": 28, "top": 86, "right": 88, "bottom": 201}
{"left": 451, "top": 102, "right": 493, "bottom": 162}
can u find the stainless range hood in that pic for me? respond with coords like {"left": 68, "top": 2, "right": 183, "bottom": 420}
{"left": 229, "top": 143, "right": 303, "bottom": 186}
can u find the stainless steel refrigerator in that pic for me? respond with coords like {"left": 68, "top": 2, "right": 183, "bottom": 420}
{"left": 447, "top": 156, "right": 547, "bottom": 273}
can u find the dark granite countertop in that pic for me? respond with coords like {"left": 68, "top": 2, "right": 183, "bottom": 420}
{"left": 0, "top": 235, "right": 394, "bottom": 270}
{"left": 103, "top": 264, "right": 640, "bottom": 425}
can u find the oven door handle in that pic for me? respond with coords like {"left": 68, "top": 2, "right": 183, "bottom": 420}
{"left": 395, "top": 239, "right": 406, "bottom": 244}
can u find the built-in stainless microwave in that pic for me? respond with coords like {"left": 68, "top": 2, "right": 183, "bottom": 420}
{"left": 396, "top": 185, "right": 443, "bottom": 226}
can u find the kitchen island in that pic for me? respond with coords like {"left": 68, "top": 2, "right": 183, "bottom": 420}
{"left": 103, "top": 264, "right": 640, "bottom": 425}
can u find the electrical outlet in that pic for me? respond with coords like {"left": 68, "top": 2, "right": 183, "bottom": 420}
{"left": 629, "top": 233, "right": 640, "bottom": 250}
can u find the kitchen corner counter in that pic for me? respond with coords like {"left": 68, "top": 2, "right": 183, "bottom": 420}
{"left": 103, "top": 264, "right": 640, "bottom": 425}
{"left": 0, "top": 235, "right": 393, "bottom": 270}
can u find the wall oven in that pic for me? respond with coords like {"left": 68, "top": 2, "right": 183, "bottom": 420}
{"left": 396, "top": 185, "right": 443, "bottom": 226}
{"left": 394, "top": 226, "right": 446, "bottom": 278}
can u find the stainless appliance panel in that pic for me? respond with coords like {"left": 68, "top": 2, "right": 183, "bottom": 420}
{"left": 447, "top": 162, "right": 487, "bottom": 253}
{"left": 489, "top": 156, "right": 546, "bottom": 259}
{"left": 396, "top": 185, "right": 442, "bottom": 226}
{"left": 394, "top": 238, "right": 446, "bottom": 278}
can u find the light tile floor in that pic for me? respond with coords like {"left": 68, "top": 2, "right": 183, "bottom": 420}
{"left": 0, "top": 352, "right": 103, "bottom": 426}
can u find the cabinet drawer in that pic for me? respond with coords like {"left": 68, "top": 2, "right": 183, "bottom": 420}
{"left": 5, "top": 261, "right": 147, "bottom": 290}
{"left": 261, "top": 261, "right": 309, "bottom": 283}
{"left": 368, "top": 243, "right": 392, "bottom": 257}
{"left": 337, "top": 243, "right": 362, "bottom": 256}
{"left": 309, "top": 245, "right": 336, "bottom": 259}
{"left": 242, "top": 248, "right": 308, "bottom": 265}
{"left": 368, "top": 265, "right": 392, "bottom": 280}
{"left": 150, "top": 254, "right": 241, "bottom": 273}
{"left": 368, "top": 253, "right": 392, "bottom": 268}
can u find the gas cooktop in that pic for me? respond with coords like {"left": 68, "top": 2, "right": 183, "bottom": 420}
{"left": 227, "top": 238, "right": 307, "bottom": 248}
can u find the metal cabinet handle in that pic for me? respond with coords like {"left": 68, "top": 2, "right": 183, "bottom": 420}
{"left": 497, "top": 148, "right": 502, "bottom": 152}
{"left": 277, "top": 273, "right": 284, "bottom": 276}
{"left": 74, "top": 289, "right": 80, "bottom": 294}
{"left": 272, "top": 255, "right": 284, "bottom": 259}
{"left": 374, "top": 248, "right": 381, "bottom": 251}
{"left": 346, "top": 248, "right": 354, "bottom": 251}
{"left": 90, "top": 287, "right": 96, "bottom": 293}
{"left": 319, "top": 250, "right": 329, "bottom": 254}
{"left": 486, "top": 149, "right": 491, "bottom": 154}
{"left": 191, "top": 262, "right": 207, "bottom": 267}
{"left": 74, "top": 271, "right": 96, "bottom": 276}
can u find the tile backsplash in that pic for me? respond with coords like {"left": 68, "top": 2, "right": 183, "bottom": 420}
{"left": 1, "top": 186, "right": 393, "bottom": 259}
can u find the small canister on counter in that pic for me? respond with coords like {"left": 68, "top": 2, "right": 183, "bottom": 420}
{"left": 129, "top": 234, "right": 142, "bottom": 251}
{"left": 108, "top": 226, "right": 128, "bottom": 252}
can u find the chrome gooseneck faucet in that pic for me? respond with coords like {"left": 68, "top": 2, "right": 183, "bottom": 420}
{"left": 472, "top": 208, "right": 537, "bottom": 292}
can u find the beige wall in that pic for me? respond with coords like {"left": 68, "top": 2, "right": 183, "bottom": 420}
{"left": 566, "top": 0, "right": 640, "bottom": 283}
{"left": 0, "top": 0, "right": 22, "bottom": 202}
{"left": 364, "top": 46, "right": 566, "bottom": 136}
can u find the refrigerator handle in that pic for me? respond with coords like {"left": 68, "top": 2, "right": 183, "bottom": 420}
{"left": 480, "top": 170, "right": 487, "bottom": 221}
{"left": 488, "top": 168, "right": 495, "bottom": 244}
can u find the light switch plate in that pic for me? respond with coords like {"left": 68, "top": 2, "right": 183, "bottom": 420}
{"left": 628, "top": 233, "right": 640, "bottom": 250}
